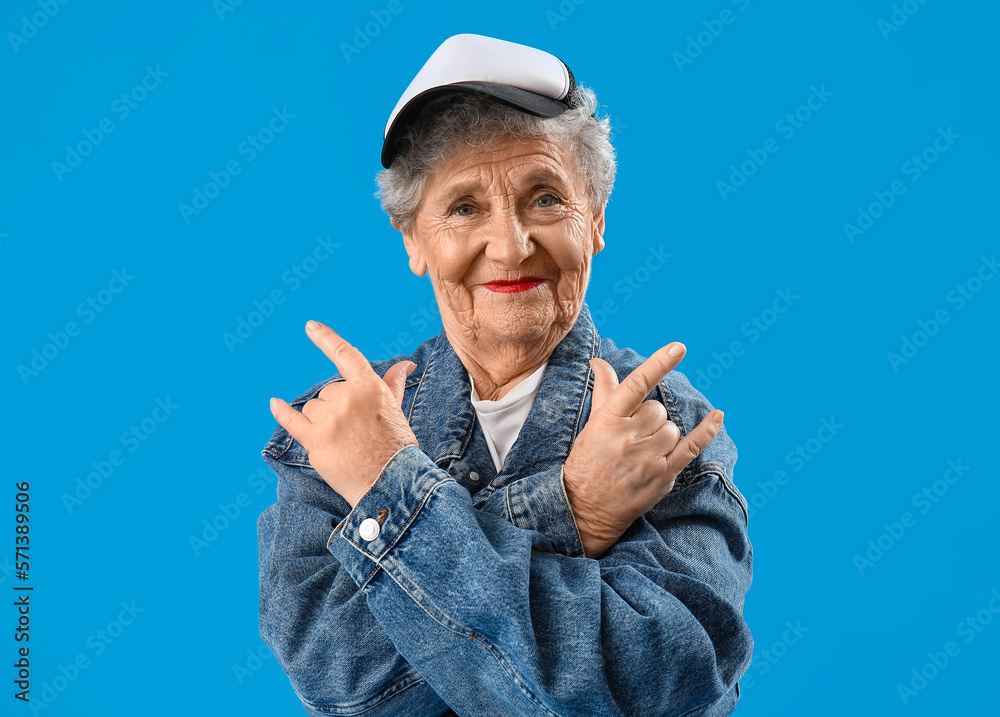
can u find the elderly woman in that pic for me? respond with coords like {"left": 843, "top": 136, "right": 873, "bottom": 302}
{"left": 258, "top": 34, "right": 752, "bottom": 717}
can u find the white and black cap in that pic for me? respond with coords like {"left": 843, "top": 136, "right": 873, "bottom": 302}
{"left": 381, "top": 33, "right": 584, "bottom": 168}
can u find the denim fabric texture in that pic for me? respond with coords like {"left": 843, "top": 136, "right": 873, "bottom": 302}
{"left": 257, "top": 301, "right": 754, "bottom": 717}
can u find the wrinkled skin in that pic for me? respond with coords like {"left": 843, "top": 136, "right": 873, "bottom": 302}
{"left": 390, "top": 133, "right": 724, "bottom": 558}
{"left": 270, "top": 133, "right": 724, "bottom": 553}
{"left": 393, "top": 134, "right": 604, "bottom": 401}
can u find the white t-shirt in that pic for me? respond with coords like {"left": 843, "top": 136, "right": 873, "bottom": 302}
{"left": 468, "top": 362, "right": 549, "bottom": 473}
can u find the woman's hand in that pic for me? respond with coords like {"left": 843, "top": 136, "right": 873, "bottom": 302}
{"left": 563, "top": 343, "right": 724, "bottom": 559}
{"left": 269, "top": 320, "right": 419, "bottom": 509}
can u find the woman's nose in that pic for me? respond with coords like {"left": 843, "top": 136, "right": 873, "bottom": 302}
{"left": 483, "top": 207, "right": 534, "bottom": 265}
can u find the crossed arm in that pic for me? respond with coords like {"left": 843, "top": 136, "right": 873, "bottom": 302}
{"left": 258, "top": 322, "right": 752, "bottom": 716}
{"left": 258, "top": 423, "right": 751, "bottom": 717}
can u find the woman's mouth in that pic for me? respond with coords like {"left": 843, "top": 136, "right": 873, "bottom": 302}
{"left": 482, "top": 277, "right": 546, "bottom": 294}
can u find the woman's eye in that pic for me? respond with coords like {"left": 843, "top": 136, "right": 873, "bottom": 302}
{"left": 536, "top": 194, "right": 559, "bottom": 208}
{"left": 451, "top": 203, "right": 474, "bottom": 216}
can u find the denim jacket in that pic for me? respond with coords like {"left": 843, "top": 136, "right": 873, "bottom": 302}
{"left": 257, "top": 301, "right": 753, "bottom": 717}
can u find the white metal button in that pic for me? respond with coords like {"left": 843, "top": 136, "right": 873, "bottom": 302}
{"left": 359, "top": 518, "right": 381, "bottom": 541}
{"left": 470, "top": 471, "right": 480, "bottom": 481}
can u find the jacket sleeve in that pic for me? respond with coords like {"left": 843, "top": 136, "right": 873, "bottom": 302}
{"left": 326, "top": 408, "right": 752, "bottom": 717}
{"left": 476, "top": 462, "right": 586, "bottom": 558}
{"left": 257, "top": 449, "right": 454, "bottom": 717}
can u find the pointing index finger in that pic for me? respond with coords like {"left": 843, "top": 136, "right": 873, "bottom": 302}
{"left": 269, "top": 396, "right": 312, "bottom": 446}
{"left": 305, "top": 320, "right": 374, "bottom": 379}
{"left": 603, "top": 342, "right": 686, "bottom": 417}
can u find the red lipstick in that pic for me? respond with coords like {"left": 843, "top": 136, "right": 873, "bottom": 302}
{"left": 482, "top": 277, "right": 546, "bottom": 294}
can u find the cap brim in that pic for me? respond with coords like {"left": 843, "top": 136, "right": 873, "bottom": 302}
{"left": 380, "top": 81, "right": 570, "bottom": 168}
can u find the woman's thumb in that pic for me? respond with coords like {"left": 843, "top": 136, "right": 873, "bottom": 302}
{"left": 386, "top": 361, "right": 416, "bottom": 404}
{"left": 588, "top": 357, "right": 619, "bottom": 412}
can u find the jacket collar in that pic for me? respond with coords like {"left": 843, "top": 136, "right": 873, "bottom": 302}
{"left": 408, "top": 302, "right": 600, "bottom": 480}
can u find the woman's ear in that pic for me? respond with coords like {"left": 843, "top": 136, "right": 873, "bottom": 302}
{"left": 391, "top": 216, "right": 428, "bottom": 277}
{"left": 591, "top": 201, "right": 607, "bottom": 255}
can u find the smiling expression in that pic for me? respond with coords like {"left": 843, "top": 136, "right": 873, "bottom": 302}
{"left": 396, "top": 134, "right": 606, "bottom": 351}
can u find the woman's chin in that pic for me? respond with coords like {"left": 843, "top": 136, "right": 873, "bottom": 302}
{"left": 475, "top": 303, "right": 557, "bottom": 345}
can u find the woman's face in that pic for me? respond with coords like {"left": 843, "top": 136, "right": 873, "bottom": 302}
{"left": 395, "top": 133, "right": 606, "bottom": 349}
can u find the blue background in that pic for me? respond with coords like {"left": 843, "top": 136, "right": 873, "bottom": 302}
{"left": 2, "top": 0, "right": 997, "bottom": 714}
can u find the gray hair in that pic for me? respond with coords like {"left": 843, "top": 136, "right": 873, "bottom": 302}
{"left": 375, "top": 85, "right": 616, "bottom": 234}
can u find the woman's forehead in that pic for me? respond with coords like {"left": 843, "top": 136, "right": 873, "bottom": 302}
{"left": 427, "top": 140, "right": 580, "bottom": 194}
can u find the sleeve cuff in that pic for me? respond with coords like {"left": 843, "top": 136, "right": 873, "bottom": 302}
{"left": 327, "top": 443, "right": 453, "bottom": 589}
{"left": 505, "top": 463, "right": 585, "bottom": 558}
